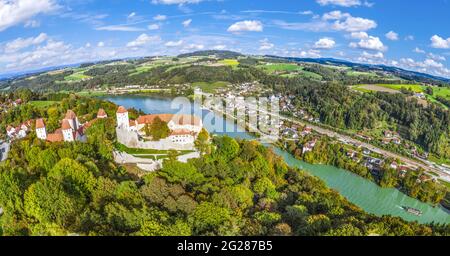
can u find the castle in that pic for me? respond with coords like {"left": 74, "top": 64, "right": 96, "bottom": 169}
{"left": 37, "top": 109, "right": 107, "bottom": 143}
{"left": 116, "top": 106, "right": 202, "bottom": 146}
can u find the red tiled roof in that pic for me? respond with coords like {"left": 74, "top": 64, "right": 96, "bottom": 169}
{"left": 36, "top": 119, "right": 45, "bottom": 129}
{"left": 129, "top": 120, "right": 136, "bottom": 127}
{"left": 136, "top": 114, "right": 201, "bottom": 126}
{"left": 117, "top": 106, "right": 128, "bottom": 114}
{"left": 47, "top": 132, "right": 63, "bottom": 142}
{"left": 62, "top": 120, "right": 72, "bottom": 130}
{"left": 65, "top": 110, "right": 77, "bottom": 119}
{"left": 170, "top": 129, "right": 194, "bottom": 136}
{"left": 97, "top": 108, "right": 107, "bottom": 117}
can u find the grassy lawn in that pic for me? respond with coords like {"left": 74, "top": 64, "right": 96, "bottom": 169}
{"left": 76, "top": 91, "right": 109, "bottom": 97}
{"left": 376, "top": 84, "right": 424, "bottom": 93}
{"left": 64, "top": 71, "right": 91, "bottom": 81}
{"left": 219, "top": 59, "right": 239, "bottom": 67}
{"left": 260, "top": 63, "right": 303, "bottom": 72}
{"left": 28, "top": 101, "right": 58, "bottom": 108}
{"left": 281, "top": 70, "right": 323, "bottom": 80}
{"left": 192, "top": 81, "right": 229, "bottom": 93}
{"left": 347, "top": 71, "right": 378, "bottom": 77}
{"left": 129, "top": 65, "right": 160, "bottom": 76}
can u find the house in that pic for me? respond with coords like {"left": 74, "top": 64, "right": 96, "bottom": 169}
{"left": 302, "top": 139, "right": 317, "bottom": 154}
{"left": 390, "top": 162, "right": 398, "bottom": 170}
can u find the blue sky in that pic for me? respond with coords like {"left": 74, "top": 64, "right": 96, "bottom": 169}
{"left": 1, "top": 0, "right": 450, "bottom": 78}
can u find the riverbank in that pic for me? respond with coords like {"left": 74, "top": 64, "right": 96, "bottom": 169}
{"left": 101, "top": 94, "right": 450, "bottom": 224}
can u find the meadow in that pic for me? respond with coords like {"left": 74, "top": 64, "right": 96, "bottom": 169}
{"left": 192, "top": 81, "right": 229, "bottom": 93}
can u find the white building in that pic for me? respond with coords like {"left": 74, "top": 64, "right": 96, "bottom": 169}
{"left": 36, "top": 119, "right": 47, "bottom": 140}
{"left": 62, "top": 120, "right": 74, "bottom": 142}
{"left": 116, "top": 106, "right": 130, "bottom": 130}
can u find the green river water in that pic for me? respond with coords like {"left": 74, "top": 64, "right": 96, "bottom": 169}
{"left": 102, "top": 95, "right": 450, "bottom": 224}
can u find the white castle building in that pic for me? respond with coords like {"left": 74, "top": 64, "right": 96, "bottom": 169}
{"left": 36, "top": 109, "right": 107, "bottom": 143}
{"left": 116, "top": 106, "right": 203, "bottom": 147}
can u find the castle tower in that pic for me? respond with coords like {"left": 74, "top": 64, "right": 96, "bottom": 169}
{"left": 36, "top": 119, "right": 47, "bottom": 140}
{"left": 62, "top": 120, "right": 74, "bottom": 142}
{"left": 116, "top": 106, "right": 129, "bottom": 130}
{"left": 64, "top": 110, "right": 79, "bottom": 130}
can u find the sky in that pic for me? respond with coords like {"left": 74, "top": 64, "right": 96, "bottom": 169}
{"left": 1, "top": 0, "right": 450, "bottom": 78}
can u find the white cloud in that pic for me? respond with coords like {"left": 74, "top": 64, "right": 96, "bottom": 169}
{"left": 316, "top": 0, "right": 362, "bottom": 7}
{"left": 85, "top": 43, "right": 91, "bottom": 48}
{"left": 357, "top": 51, "right": 384, "bottom": 64}
{"left": 165, "top": 40, "right": 183, "bottom": 47}
{"left": 362, "top": 51, "right": 384, "bottom": 59}
{"left": 182, "top": 19, "right": 192, "bottom": 27}
{"left": 413, "top": 47, "right": 425, "bottom": 54}
{"left": 95, "top": 25, "right": 144, "bottom": 32}
{"left": 427, "top": 52, "right": 446, "bottom": 61}
{"left": 0, "top": 0, "right": 59, "bottom": 31}
{"left": 385, "top": 31, "right": 399, "bottom": 41}
{"left": 314, "top": 38, "right": 335, "bottom": 49}
{"left": 430, "top": 35, "right": 450, "bottom": 49}
{"left": 300, "top": 10, "right": 314, "bottom": 15}
{"left": 405, "top": 35, "right": 414, "bottom": 41}
{"left": 350, "top": 35, "right": 386, "bottom": 51}
{"left": 322, "top": 11, "right": 350, "bottom": 20}
{"left": 213, "top": 45, "right": 226, "bottom": 50}
{"left": 24, "top": 20, "right": 40, "bottom": 28}
{"left": 126, "top": 34, "right": 161, "bottom": 48}
{"left": 148, "top": 23, "right": 160, "bottom": 30}
{"left": 153, "top": 14, "right": 167, "bottom": 21}
{"left": 259, "top": 38, "right": 274, "bottom": 50}
{"left": 299, "top": 49, "right": 321, "bottom": 58}
{"left": 97, "top": 42, "right": 105, "bottom": 47}
{"left": 227, "top": 20, "right": 263, "bottom": 33}
{"left": 184, "top": 43, "right": 204, "bottom": 50}
{"left": 397, "top": 57, "right": 450, "bottom": 78}
{"left": 151, "top": 0, "right": 203, "bottom": 4}
{"left": 128, "top": 12, "right": 136, "bottom": 19}
{"left": 332, "top": 16, "right": 377, "bottom": 32}
{"left": 350, "top": 31, "right": 369, "bottom": 39}
{"left": 4, "top": 33, "right": 48, "bottom": 53}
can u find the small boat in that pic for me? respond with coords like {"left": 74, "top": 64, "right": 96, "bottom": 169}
{"left": 402, "top": 206, "right": 422, "bottom": 216}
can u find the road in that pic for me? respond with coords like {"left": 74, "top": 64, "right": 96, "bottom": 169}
{"left": 253, "top": 105, "right": 450, "bottom": 182}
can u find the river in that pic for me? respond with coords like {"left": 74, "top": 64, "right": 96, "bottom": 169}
{"left": 100, "top": 95, "right": 450, "bottom": 224}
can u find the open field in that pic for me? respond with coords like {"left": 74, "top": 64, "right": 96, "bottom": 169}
{"left": 218, "top": 59, "right": 239, "bottom": 66}
{"left": 355, "top": 84, "right": 400, "bottom": 94}
{"left": 129, "top": 65, "right": 160, "bottom": 76}
{"left": 347, "top": 71, "right": 378, "bottom": 77}
{"left": 259, "top": 63, "right": 303, "bottom": 72}
{"left": 192, "top": 81, "right": 229, "bottom": 93}
{"left": 376, "top": 84, "right": 424, "bottom": 93}
{"left": 64, "top": 71, "right": 91, "bottom": 81}
{"left": 28, "top": 101, "right": 58, "bottom": 108}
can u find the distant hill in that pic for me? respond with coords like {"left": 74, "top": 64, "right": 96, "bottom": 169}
{"left": 178, "top": 50, "right": 243, "bottom": 59}
{"left": 266, "top": 56, "right": 450, "bottom": 85}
